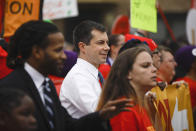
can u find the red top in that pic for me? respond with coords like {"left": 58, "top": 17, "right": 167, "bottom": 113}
{"left": 49, "top": 75, "right": 64, "bottom": 96}
{"left": 0, "top": 46, "right": 13, "bottom": 79}
{"left": 176, "top": 77, "right": 196, "bottom": 109}
{"left": 98, "top": 63, "right": 111, "bottom": 79}
{"left": 110, "top": 105, "right": 155, "bottom": 131}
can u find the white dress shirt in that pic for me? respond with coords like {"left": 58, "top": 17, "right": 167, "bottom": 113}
{"left": 60, "top": 58, "right": 102, "bottom": 118}
{"left": 108, "top": 57, "right": 114, "bottom": 66}
{"left": 24, "top": 62, "right": 47, "bottom": 104}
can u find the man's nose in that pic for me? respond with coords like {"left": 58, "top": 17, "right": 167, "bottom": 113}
{"left": 172, "top": 59, "right": 177, "bottom": 67}
{"left": 104, "top": 43, "right": 110, "bottom": 51}
{"left": 61, "top": 51, "right": 67, "bottom": 60}
{"left": 152, "top": 65, "right": 157, "bottom": 73}
{"left": 29, "top": 115, "right": 37, "bottom": 125}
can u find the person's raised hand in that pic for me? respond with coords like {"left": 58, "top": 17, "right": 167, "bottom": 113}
{"left": 172, "top": 80, "right": 188, "bottom": 88}
{"left": 99, "top": 98, "right": 134, "bottom": 120}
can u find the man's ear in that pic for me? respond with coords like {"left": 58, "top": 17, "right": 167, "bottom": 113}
{"left": 78, "top": 42, "right": 86, "bottom": 54}
{"left": 32, "top": 45, "right": 44, "bottom": 59}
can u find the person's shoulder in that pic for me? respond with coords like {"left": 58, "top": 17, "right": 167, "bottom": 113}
{"left": 0, "top": 68, "right": 26, "bottom": 88}
{"left": 110, "top": 105, "right": 141, "bottom": 128}
{"left": 61, "top": 66, "right": 89, "bottom": 86}
{"left": 115, "top": 105, "right": 140, "bottom": 117}
{"left": 0, "top": 69, "right": 18, "bottom": 82}
{"left": 66, "top": 63, "right": 91, "bottom": 78}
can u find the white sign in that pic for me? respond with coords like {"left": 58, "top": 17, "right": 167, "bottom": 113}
{"left": 186, "top": 9, "right": 196, "bottom": 45}
{"left": 43, "top": 0, "right": 78, "bottom": 20}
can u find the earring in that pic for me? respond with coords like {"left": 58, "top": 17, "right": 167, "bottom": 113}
{"left": 127, "top": 71, "right": 132, "bottom": 80}
{"left": 127, "top": 75, "right": 132, "bottom": 80}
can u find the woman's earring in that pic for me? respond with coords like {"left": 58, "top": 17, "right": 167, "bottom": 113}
{"left": 127, "top": 72, "right": 132, "bottom": 80}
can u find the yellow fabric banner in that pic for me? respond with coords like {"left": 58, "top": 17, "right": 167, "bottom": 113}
{"left": 151, "top": 86, "right": 172, "bottom": 131}
{"left": 166, "top": 84, "right": 194, "bottom": 131}
{"left": 4, "top": 0, "right": 41, "bottom": 37}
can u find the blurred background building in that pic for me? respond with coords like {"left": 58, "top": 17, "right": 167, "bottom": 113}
{"left": 52, "top": 0, "right": 191, "bottom": 44}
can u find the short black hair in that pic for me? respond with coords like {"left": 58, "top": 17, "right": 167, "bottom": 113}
{"left": 73, "top": 20, "right": 106, "bottom": 53}
{"left": 0, "top": 88, "right": 27, "bottom": 113}
{"left": 7, "top": 20, "right": 59, "bottom": 69}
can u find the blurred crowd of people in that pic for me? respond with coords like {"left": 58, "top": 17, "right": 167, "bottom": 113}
{"left": 0, "top": 19, "right": 196, "bottom": 131}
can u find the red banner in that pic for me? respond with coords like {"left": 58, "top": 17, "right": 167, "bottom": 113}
{"left": 111, "top": 15, "right": 130, "bottom": 35}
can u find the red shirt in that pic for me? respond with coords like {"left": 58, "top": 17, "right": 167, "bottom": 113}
{"left": 98, "top": 63, "right": 111, "bottom": 79}
{"left": 0, "top": 46, "right": 13, "bottom": 79}
{"left": 176, "top": 77, "right": 196, "bottom": 109}
{"left": 110, "top": 105, "right": 155, "bottom": 131}
{"left": 49, "top": 75, "right": 64, "bottom": 96}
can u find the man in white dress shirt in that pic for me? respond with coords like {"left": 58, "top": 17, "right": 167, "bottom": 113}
{"left": 60, "top": 20, "right": 110, "bottom": 118}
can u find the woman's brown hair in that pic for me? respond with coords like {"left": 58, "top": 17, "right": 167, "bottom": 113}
{"left": 97, "top": 47, "right": 151, "bottom": 110}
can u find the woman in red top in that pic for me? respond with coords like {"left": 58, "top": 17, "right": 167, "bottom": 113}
{"left": 97, "top": 47, "right": 159, "bottom": 131}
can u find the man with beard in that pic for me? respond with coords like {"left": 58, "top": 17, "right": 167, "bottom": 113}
{"left": 0, "top": 20, "right": 133, "bottom": 131}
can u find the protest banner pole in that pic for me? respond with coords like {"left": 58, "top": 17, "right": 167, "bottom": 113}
{"left": 157, "top": 4, "right": 176, "bottom": 42}
{"left": 192, "top": 29, "right": 195, "bottom": 45}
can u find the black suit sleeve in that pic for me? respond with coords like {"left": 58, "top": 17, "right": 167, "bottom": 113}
{"left": 0, "top": 69, "right": 111, "bottom": 131}
{"left": 61, "top": 106, "right": 110, "bottom": 131}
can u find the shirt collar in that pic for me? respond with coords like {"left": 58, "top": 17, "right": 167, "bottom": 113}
{"left": 77, "top": 58, "right": 99, "bottom": 79}
{"left": 24, "top": 62, "right": 45, "bottom": 89}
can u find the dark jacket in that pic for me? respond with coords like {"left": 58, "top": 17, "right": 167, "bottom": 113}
{"left": 0, "top": 67, "right": 108, "bottom": 131}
